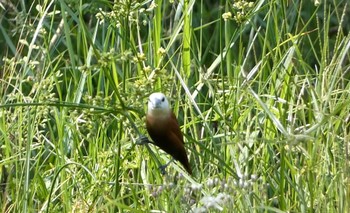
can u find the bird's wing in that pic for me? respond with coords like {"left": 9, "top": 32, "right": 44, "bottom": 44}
{"left": 170, "top": 112, "right": 184, "bottom": 144}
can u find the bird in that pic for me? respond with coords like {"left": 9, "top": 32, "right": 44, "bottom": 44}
{"left": 145, "top": 92, "right": 192, "bottom": 175}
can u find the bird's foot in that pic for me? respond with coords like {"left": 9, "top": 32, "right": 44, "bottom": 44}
{"left": 158, "top": 158, "right": 174, "bottom": 175}
{"left": 136, "top": 135, "right": 152, "bottom": 145}
{"left": 159, "top": 164, "right": 168, "bottom": 175}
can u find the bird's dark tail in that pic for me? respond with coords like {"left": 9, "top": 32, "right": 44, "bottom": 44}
{"left": 177, "top": 152, "right": 192, "bottom": 175}
{"left": 182, "top": 161, "right": 192, "bottom": 175}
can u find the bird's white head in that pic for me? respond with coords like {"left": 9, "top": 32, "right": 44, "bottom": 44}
{"left": 147, "top": 92, "right": 171, "bottom": 118}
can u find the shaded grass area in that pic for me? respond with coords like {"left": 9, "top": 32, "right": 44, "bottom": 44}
{"left": 0, "top": 0, "right": 349, "bottom": 212}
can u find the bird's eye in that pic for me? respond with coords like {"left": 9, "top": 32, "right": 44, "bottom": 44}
{"left": 161, "top": 97, "right": 165, "bottom": 102}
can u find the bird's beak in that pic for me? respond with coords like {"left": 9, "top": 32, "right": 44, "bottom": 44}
{"left": 149, "top": 98, "right": 158, "bottom": 108}
{"left": 152, "top": 99, "right": 162, "bottom": 108}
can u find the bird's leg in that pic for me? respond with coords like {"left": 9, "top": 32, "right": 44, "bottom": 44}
{"left": 159, "top": 158, "right": 175, "bottom": 175}
{"left": 136, "top": 135, "right": 154, "bottom": 145}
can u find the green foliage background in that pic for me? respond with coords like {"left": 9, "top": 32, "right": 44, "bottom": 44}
{"left": 0, "top": 0, "right": 349, "bottom": 212}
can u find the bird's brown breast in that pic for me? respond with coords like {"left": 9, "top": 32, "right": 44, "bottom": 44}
{"left": 146, "top": 112, "right": 183, "bottom": 149}
{"left": 146, "top": 112, "right": 192, "bottom": 175}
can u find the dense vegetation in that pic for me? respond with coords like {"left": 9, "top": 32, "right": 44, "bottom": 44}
{"left": 0, "top": 0, "right": 349, "bottom": 212}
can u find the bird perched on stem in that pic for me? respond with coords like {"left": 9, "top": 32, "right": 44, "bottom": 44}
{"left": 145, "top": 92, "right": 192, "bottom": 175}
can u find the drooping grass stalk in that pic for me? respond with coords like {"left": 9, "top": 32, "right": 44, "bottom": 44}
{"left": 182, "top": 0, "right": 192, "bottom": 77}
{"left": 153, "top": 0, "right": 162, "bottom": 68}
